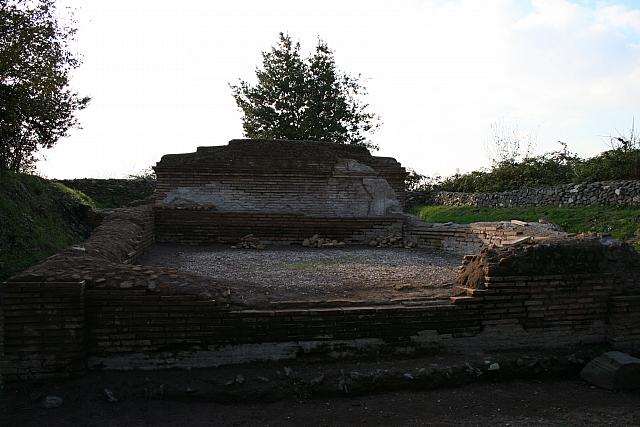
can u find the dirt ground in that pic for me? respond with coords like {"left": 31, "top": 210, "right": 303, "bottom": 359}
{"left": 139, "top": 245, "right": 462, "bottom": 305}
{"left": 3, "top": 378, "right": 639, "bottom": 426}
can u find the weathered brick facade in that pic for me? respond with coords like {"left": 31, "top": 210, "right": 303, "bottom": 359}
{"left": 153, "top": 139, "right": 408, "bottom": 243}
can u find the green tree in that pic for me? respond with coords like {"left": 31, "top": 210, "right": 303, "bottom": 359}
{"left": 231, "top": 33, "right": 380, "bottom": 149}
{"left": 0, "top": 0, "right": 89, "bottom": 172}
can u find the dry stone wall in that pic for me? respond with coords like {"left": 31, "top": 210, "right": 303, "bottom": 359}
{"left": 425, "top": 180, "right": 640, "bottom": 208}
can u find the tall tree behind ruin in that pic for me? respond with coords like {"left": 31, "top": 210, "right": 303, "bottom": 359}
{"left": 231, "top": 33, "right": 380, "bottom": 149}
{"left": 0, "top": 0, "right": 90, "bottom": 172}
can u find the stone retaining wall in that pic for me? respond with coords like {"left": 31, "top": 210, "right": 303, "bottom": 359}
{"left": 409, "top": 180, "right": 640, "bottom": 208}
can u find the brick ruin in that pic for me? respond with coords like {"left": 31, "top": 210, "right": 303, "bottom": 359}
{"left": 1, "top": 139, "right": 640, "bottom": 383}
{"left": 153, "top": 139, "right": 408, "bottom": 244}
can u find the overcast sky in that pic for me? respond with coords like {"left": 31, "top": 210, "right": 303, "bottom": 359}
{"left": 38, "top": 0, "right": 640, "bottom": 179}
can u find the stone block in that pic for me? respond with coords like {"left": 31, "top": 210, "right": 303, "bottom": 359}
{"left": 580, "top": 351, "right": 640, "bottom": 390}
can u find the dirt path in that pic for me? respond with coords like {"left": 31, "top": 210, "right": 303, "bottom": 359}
{"left": 3, "top": 378, "right": 639, "bottom": 426}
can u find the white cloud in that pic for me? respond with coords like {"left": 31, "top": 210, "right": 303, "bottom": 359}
{"left": 38, "top": 0, "right": 640, "bottom": 178}
{"left": 595, "top": 4, "right": 640, "bottom": 32}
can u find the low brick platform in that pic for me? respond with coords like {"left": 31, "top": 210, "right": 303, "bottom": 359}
{"left": 2, "top": 205, "right": 639, "bottom": 381}
{"left": 138, "top": 244, "right": 461, "bottom": 305}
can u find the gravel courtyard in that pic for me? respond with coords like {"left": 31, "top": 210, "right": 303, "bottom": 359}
{"left": 139, "top": 245, "right": 463, "bottom": 305}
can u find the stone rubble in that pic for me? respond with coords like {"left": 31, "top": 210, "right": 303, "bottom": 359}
{"left": 232, "top": 234, "right": 266, "bottom": 250}
{"left": 42, "top": 396, "right": 63, "bottom": 409}
{"left": 368, "top": 234, "right": 416, "bottom": 249}
{"left": 302, "top": 234, "right": 346, "bottom": 248}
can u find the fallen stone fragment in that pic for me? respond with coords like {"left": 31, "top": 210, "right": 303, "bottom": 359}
{"left": 103, "top": 388, "right": 118, "bottom": 403}
{"left": 233, "top": 234, "right": 266, "bottom": 250}
{"left": 580, "top": 351, "right": 640, "bottom": 390}
{"left": 368, "top": 233, "right": 415, "bottom": 249}
{"left": 302, "top": 235, "right": 346, "bottom": 248}
{"left": 510, "top": 219, "right": 528, "bottom": 226}
{"left": 502, "top": 236, "right": 532, "bottom": 247}
{"left": 42, "top": 395, "right": 63, "bottom": 409}
{"left": 310, "top": 374, "right": 325, "bottom": 385}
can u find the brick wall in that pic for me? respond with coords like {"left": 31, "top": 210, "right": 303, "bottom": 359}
{"left": 84, "top": 239, "right": 640, "bottom": 370}
{"left": 3, "top": 208, "right": 640, "bottom": 381}
{"left": 152, "top": 139, "right": 409, "bottom": 244}
{"left": 607, "top": 295, "right": 640, "bottom": 353}
{"left": 404, "top": 216, "right": 567, "bottom": 255}
{"left": 155, "top": 207, "right": 405, "bottom": 244}
{"left": 0, "top": 205, "right": 161, "bottom": 382}
{"left": 0, "top": 282, "right": 86, "bottom": 382}
{"left": 154, "top": 139, "right": 407, "bottom": 215}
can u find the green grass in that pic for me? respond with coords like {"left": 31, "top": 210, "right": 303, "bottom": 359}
{"left": 0, "top": 171, "right": 94, "bottom": 281}
{"left": 411, "top": 205, "right": 640, "bottom": 243}
{"left": 52, "top": 182, "right": 96, "bottom": 208}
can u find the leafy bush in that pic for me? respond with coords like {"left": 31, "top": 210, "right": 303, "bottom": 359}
{"left": 574, "top": 148, "right": 640, "bottom": 183}
{"left": 408, "top": 145, "right": 640, "bottom": 194}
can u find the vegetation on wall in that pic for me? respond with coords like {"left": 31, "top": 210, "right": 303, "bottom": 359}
{"left": 231, "top": 33, "right": 380, "bottom": 149}
{"left": 58, "top": 176, "right": 155, "bottom": 209}
{"left": 0, "top": 170, "right": 92, "bottom": 280}
{"left": 407, "top": 145, "right": 640, "bottom": 194}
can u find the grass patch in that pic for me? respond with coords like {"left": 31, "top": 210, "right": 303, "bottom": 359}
{"left": 0, "top": 171, "right": 94, "bottom": 281}
{"left": 411, "top": 205, "right": 640, "bottom": 242}
{"left": 52, "top": 182, "right": 96, "bottom": 208}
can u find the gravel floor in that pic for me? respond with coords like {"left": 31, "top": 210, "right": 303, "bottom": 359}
{"left": 139, "top": 245, "right": 463, "bottom": 305}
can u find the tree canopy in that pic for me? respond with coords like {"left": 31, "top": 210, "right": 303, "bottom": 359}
{"left": 0, "top": 0, "right": 89, "bottom": 172}
{"left": 231, "top": 33, "right": 380, "bottom": 149}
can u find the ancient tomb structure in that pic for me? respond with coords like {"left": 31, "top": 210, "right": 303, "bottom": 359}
{"left": 2, "top": 139, "right": 640, "bottom": 384}
{"left": 153, "top": 139, "right": 408, "bottom": 244}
